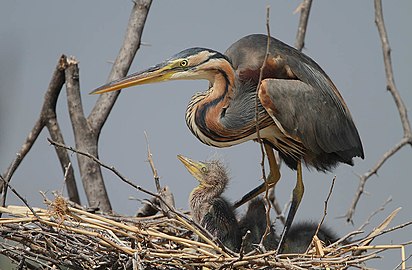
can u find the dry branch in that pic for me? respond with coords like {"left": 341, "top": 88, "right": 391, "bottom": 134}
{"left": 345, "top": 0, "right": 412, "bottom": 223}
{"left": 63, "top": 0, "right": 153, "bottom": 212}
{"left": 88, "top": 0, "right": 153, "bottom": 131}
{"left": 65, "top": 56, "right": 112, "bottom": 211}
{"left": 254, "top": 5, "right": 273, "bottom": 248}
{"left": 1, "top": 0, "right": 154, "bottom": 214}
{"left": 314, "top": 176, "right": 336, "bottom": 247}
{"left": 294, "top": 0, "right": 313, "bottom": 51}
{"left": 0, "top": 55, "right": 80, "bottom": 206}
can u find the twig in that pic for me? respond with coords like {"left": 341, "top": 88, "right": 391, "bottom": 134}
{"left": 268, "top": 187, "right": 286, "bottom": 225}
{"left": 345, "top": 0, "right": 412, "bottom": 223}
{"left": 354, "top": 208, "right": 401, "bottom": 252}
{"left": 48, "top": 138, "right": 148, "bottom": 196}
{"left": 254, "top": 5, "right": 271, "bottom": 188}
{"left": 143, "top": 132, "right": 176, "bottom": 215}
{"left": 61, "top": 162, "right": 73, "bottom": 193}
{"left": 357, "top": 196, "right": 392, "bottom": 231}
{"left": 294, "top": 0, "right": 313, "bottom": 51}
{"left": 144, "top": 131, "right": 160, "bottom": 192}
{"left": 0, "top": 171, "right": 41, "bottom": 220}
{"left": 1, "top": 154, "right": 22, "bottom": 209}
{"left": 254, "top": 6, "right": 274, "bottom": 246}
{"left": 238, "top": 230, "right": 251, "bottom": 259}
{"left": 314, "top": 176, "right": 336, "bottom": 242}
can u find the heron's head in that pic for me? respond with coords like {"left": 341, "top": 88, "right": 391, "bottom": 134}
{"left": 177, "top": 154, "right": 228, "bottom": 193}
{"left": 90, "top": 48, "right": 232, "bottom": 94}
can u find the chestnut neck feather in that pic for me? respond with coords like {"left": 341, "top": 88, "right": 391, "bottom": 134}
{"left": 185, "top": 58, "right": 272, "bottom": 147}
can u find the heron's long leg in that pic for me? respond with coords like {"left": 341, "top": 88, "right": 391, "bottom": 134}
{"left": 233, "top": 143, "right": 281, "bottom": 208}
{"left": 277, "top": 160, "right": 304, "bottom": 253}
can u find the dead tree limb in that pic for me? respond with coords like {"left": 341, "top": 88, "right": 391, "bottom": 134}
{"left": 88, "top": 0, "right": 153, "bottom": 131}
{"left": 0, "top": 55, "right": 80, "bottom": 207}
{"left": 1, "top": 0, "right": 153, "bottom": 212}
{"left": 63, "top": 0, "right": 153, "bottom": 212}
{"left": 345, "top": 0, "right": 412, "bottom": 222}
{"left": 65, "top": 56, "right": 112, "bottom": 211}
{"left": 294, "top": 0, "right": 313, "bottom": 51}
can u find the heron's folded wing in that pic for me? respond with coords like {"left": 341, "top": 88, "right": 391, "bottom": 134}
{"left": 259, "top": 78, "right": 363, "bottom": 163}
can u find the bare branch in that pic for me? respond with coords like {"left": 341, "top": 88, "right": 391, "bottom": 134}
{"left": 294, "top": 0, "right": 313, "bottom": 51}
{"left": 255, "top": 6, "right": 271, "bottom": 183}
{"left": 1, "top": 55, "right": 80, "bottom": 205}
{"left": 144, "top": 131, "right": 160, "bottom": 192}
{"left": 143, "top": 132, "right": 176, "bottom": 215}
{"left": 358, "top": 196, "right": 392, "bottom": 231}
{"left": 253, "top": 6, "right": 274, "bottom": 247}
{"left": 268, "top": 188, "right": 286, "bottom": 225}
{"left": 88, "top": 0, "right": 153, "bottom": 132}
{"left": 65, "top": 57, "right": 112, "bottom": 212}
{"left": 374, "top": 0, "right": 411, "bottom": 138}
{"left": 345, "top": 0, "right": 412, "bottom": 222}
{"left": 48, "top": 138, "right": 143, "bottom": 196}
{"left": 314, "top": 176, "right": 336, "bottom": 238}
{"left": 62, "top": 0, "right": 153, "bottom": 212}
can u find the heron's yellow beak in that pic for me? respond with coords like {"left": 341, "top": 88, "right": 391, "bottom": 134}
{"left": 177, "top": 155, "right": 206, "bottom": 183}
{"left": 90, "top": 62, "right": 176, "bottom": 94}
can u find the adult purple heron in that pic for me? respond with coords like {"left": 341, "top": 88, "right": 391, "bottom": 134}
{"left": 91, "top": 34, "right": 364, "bottom": 250}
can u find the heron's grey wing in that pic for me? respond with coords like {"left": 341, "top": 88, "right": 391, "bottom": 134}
{"left": 259, "top": 79, "right": 363, "bottom": 170}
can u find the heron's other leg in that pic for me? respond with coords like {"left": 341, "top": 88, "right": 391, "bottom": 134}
{"left": 233, "top": 143, "right": 281, "bottom": 208}
{"left": 277, "top": 160, "right": 304, "bottom": 253}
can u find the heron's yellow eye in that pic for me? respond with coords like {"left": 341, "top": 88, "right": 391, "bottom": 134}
{"left": 201, "top": 166, "right": 208, "bottom": 173}
{"left": 180, "top": 59, "right": 189, "bottom": 67}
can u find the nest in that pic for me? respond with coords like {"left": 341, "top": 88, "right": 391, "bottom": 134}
{"left": 0, "top": 195, "right": 409, "bottom": 270}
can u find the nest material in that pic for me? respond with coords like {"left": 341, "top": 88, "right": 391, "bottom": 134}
{"left": 0, "top": 196, "right": 407, "bottom": 269}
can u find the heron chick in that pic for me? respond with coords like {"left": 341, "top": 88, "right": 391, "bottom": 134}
{"left": 239, "top": 198, "right": 279, "bottom": 252}
{"left": 239, "top": 199, "right": 340, "bottom": 254}
{"left": 177, "top": 155, "right": 241, "bottom": 252}
{"left": 282, "top": 221, "right": 339, "bottom": 254}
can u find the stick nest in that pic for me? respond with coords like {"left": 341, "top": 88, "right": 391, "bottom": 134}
{"left": 0, "top": 195, "right": 408, "bottom": 269}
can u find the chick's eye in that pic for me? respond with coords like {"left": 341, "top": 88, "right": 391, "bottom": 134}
{"left": 180, "top": 59, "right": 188, "bottom": 67}
{"left": 201, "top": 166, "right": 208, "bottom": 173}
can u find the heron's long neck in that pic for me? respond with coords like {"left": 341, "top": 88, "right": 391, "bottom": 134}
{"left": 200, "top": 60, "right": 235, "bottom": 108}
{"left": 185, "top": 61, "right": 236, "bottom": 145}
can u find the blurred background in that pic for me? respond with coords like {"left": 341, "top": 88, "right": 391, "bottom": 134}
{"left": 1, "top": 1, "right": 411, "bottom": 268}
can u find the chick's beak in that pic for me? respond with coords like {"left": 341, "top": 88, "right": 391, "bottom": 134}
{"left": 177, "top": 155, "right": 205, "bottom": 183}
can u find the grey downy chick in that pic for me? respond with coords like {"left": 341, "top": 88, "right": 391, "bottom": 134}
{"left": 239, "top": 198, "right": 279, "bottom": 252}
{"left": 178, "top": 155, "right": 241, "bottom": 252}
{"left": 282, "top": 221, "right": 339, "bottom": 254}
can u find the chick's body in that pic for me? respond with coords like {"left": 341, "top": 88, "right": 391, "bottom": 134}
{"left": 179, "top": 156, "right": 241, "bottom": 251}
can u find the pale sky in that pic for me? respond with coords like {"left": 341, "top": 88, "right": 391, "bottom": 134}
{"left": 1, "top": 1, "right": 411, "bottom": 268}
